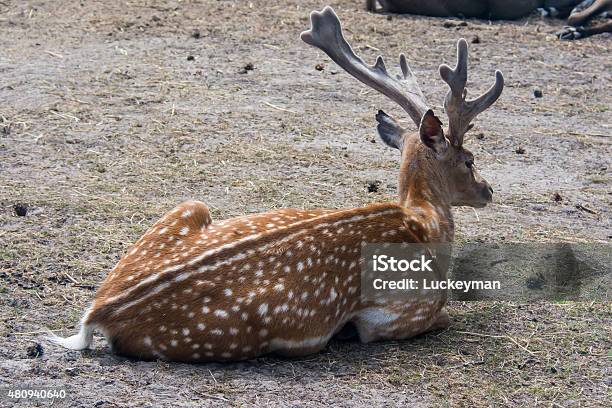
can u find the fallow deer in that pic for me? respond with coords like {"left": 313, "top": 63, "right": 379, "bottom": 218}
{"left": 48, "top": 6, "right": 503, "bottom": 362}
{"left": 368, "top": 0, "right": 612, "bottom": 40}
{"left": 367, "top": 0, "right": 581, "bottom": 19}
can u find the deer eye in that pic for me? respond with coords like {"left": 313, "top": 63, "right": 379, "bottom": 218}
{"left": 465, "top": 160, "right": 473, "bottom": 169}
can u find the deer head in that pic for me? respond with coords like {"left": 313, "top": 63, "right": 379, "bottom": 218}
{"left": 301, "top": 6, "right": 503, "bottom": 209}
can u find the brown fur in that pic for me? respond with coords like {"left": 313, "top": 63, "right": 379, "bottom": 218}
{"left": 87, "top": 201, "right": 446, "bottom": 362}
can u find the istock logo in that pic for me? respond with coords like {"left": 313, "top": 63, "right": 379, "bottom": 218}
{"left": 372, "top": 254, "right": 433, "bottom": 272}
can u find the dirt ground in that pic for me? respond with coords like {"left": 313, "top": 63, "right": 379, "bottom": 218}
{"left": 0, "top": 0, "right": 610, "bottom": 406}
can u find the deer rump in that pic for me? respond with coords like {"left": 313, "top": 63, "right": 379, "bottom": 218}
{"left": 375, "top": 0, "right": 581, "bottom": 19}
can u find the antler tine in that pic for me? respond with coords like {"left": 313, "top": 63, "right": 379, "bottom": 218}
{"left": 301, "top": 6, "right": 429, "bottom": 127}
{"left": 439, "top": 39, "right": 504, "bottom": 146}
{"left": 399, "top": 53, "right": 427, "bottom": 102}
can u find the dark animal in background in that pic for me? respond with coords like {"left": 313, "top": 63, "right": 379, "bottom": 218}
{"left": 367, "top": 0, "right": 612, "bottom": 40}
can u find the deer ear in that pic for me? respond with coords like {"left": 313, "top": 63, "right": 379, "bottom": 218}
{"left": 419, "top": 110, "right": 449, "bottom": 157}
{"left": 376, "top": 110, "right": 404, "bottom": 150}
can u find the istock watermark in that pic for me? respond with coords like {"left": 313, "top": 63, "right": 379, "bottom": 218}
{"left": 370, "top": 252, "right": 500, "bottom": 292}
{"left": 361, "top": 242, "right": 611, "bottom": 302}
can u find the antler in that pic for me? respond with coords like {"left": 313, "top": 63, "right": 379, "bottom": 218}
{"left": 300, "top": 6, "right": 429, "bottom": 127}
{"left": 439, "top": 39, "right": 504, "bottom": 146}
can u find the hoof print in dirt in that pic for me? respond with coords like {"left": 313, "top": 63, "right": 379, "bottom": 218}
{"left": 14, "top": 203, "right": 28, "bottom": 216}
{"left": 26, "top": 343, "right": 44, "bottom": 359}
{"left": 366, "top": 180, "right": 381, "bottom": 193}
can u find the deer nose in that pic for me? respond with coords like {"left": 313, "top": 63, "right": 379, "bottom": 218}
{"left": 482, "top": 184, "right": 493, "bottom": 201}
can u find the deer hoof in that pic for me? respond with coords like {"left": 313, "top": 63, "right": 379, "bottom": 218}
{"left": 557, "top": 26, "right": 585, "bottom": 40}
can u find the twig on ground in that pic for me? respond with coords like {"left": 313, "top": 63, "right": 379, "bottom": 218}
{"left": 456, "top": 331, "right": 538, "bottom": 355}
{"left": 263, "top": 101, "right": 298, "bottom": 114}
{"left": 44, "top": 50, "right": 64, "bottom": 58}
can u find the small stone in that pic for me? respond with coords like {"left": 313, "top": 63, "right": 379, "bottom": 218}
{"left": 315, "top": 63, "right": 324, "bottom": 71}
{"left": 366, "top": 180, "right": 381, "bottom": 193}
{"left": 14, "top": 203, "right": 28, "bottom": 217}
{"left": 534, "top": 88, "right": 543, "bottom": 98}
{"left": 458, "top": 347, "right": 471, "bottom": 355}
{"left": 65, "top": 367, "right": 79, "bottom": 376}
{"left": 471, "top": 35, "right": 480, "bottom": 44}
{"left": 191, "top": 29, "right": 201, "bottom": 39}
{"left": 476, "top": 133, "right": 485, "bottom": 140}
{"left": 26, "top": 343, "right": 44, "bottom": 358}
{"left": 515, "top": 147, "right": 525, "bottom": 154}
{"left": 239, "top": 62, "right": 255, "bottom": 74}
{"left": 186, "top": 55, "right": 195, "bottom": 61}
{"left": 386, "top": 15, "right": 392, "bottom": 21}
{"left": 553, "top": 192, "right": 563, "bottom": 202}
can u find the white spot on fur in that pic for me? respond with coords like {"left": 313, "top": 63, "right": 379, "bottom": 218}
{"left": 258, "top": 303, "right": 268, "bottom": 316}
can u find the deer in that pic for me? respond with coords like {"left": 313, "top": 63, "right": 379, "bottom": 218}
{"left": 560, "top": 0, "right": 612, "bottom": 39}
{"left": 47, "top": 6, "right": 503, "bottom": 362}
{"left": 367, "top": 0, "right": 612, "bottom": 40}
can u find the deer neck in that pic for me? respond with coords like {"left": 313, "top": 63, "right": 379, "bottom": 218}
{"left": 397, "top": 138, "right": 454, "bottom": 242}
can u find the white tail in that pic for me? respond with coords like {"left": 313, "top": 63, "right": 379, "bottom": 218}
{"left": 50, "top": 7, "right": 502, "bottom": 362}
{"left": 47, "top": 308, "right": 94, "bottom": 350}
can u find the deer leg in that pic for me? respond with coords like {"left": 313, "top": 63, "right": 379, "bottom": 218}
{"left": 353, "top": 306, "right": 449, "bottom": 343}
{"left": 366, "top": 0, "right": 379, "bottom": 12}
{"left": 387, "top": 307, "right": 450, "bottom": 338}
{"left": 540, "top": 1, "right": 585, "bottom": 18}
{"left": 424, "top": 307, "right": 450, "bottom": 332}
{"left": 267, "top": 334, "right": 335, "bottom": 358}
{"left": 568, "top": 0, "right": 611, "bottom": 25}
{"left": 558, "top": 19, "right": 612, "bottom": 38}
{"left": 575, "top": 19, "right": 612, "bottom": 35}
